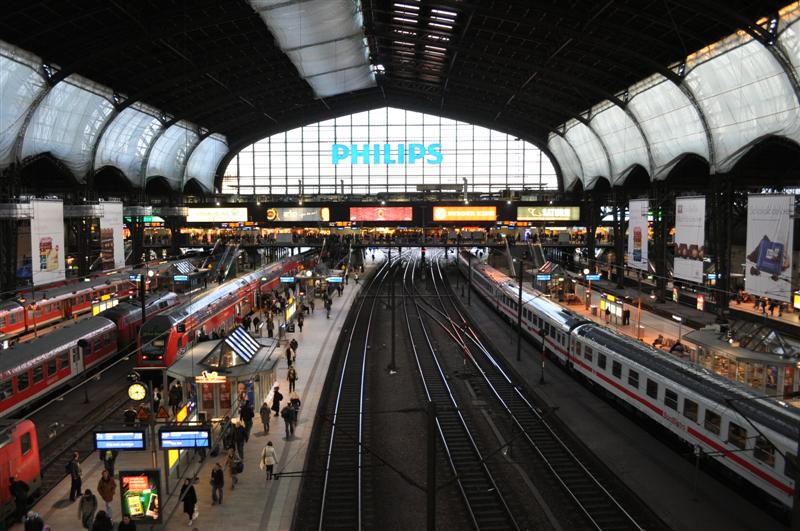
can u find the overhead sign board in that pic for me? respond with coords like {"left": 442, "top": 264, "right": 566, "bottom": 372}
{"left": 195, "top": 370, "right": 227, "bottom": 384}
{"left": 159, "top": 428, "right": 211, "bottom": 449}
{"left": 266, "top": 207, "right": 330, "bottom": 222}
{"left": 94, "top": 430, "right": 146, "bottom": 451}
{"left": 280, "top": 276, "right": 295, "bottom": 283}
{"left": 349, "top": 206, "right": 413, "bottom": 222}
{"left": 585, "top": 274, "right": 601, "bottom": 281}
{"left": 326, "top": 276, "right": 343, "bottom": 283}
{"left": 173, "top": 275, "right": 189, "bottom": 282}
{"left": 186, "top": 207, "right": 248, "bottom": 223}
{"left": 536, "top": 274, "right": 551, "bottom": 281}
{"left": 517, "top": 206, "right": 580, "bottom": 221}
{"left": 432, "top": 206, "right": 497, "bottom": 222}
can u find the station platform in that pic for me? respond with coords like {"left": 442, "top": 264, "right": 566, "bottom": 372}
{"left": 17, "top": 258, "right": 379, "bottom": 530}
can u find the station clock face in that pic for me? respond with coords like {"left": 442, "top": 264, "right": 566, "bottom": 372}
{"left": 128, "top": 383, "right": 147, "bottom": 401}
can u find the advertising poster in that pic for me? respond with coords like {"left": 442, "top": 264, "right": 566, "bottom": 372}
{"left": 266, "top": 207, "right": 330, "bottom": 222}
{"left": 627, "top": 199, "right": 649, "bottom": 271}
{"left": 517, "top": 206, "right": 580, "bottom": 221}
{"left": 119, "top": 469, "right": 161, "bottom": 524}
{"left": 432, "top": 206, "right": 497, "bottom": 222}
{"left": 186, "top": 207, "right": 248, "bottom": 223}
{"left": 673, "top": 197, "right": 706, "bottom": 283}
{"left": 99, "top": 201, "right": 125, "bottom": 269}
{"left": 30, "top": 199, "right": 65, "bottom": 286}
{"left": 745, "top": 194, "right": 794, "bottom": 302}
{"left": 349, "top": 206, "right": 413, "bottom": 222}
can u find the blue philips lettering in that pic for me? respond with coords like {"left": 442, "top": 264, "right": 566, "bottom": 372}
{"left": 398, "top": 144, "right": 406, "bottom": 163}
{"left": 383, "top": 144, "right": 396, "bottom": 164}
{"left": 373, "top": 144, "right": 381, "bottom": 164}
{"left": 332, "top": 144, "right": 349, "bottom": 164}
{"left": 409, "top": 143, "right": 425, "bottom": 164}
{"left": 426, "top": 144, "right": 443, "bottom": 164}
{"left": 351, "top": 144, "right": 370, "bottom": 164}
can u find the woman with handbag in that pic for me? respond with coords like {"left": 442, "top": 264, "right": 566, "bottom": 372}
{"left": 259, "top": 441, "right": 278, "bottom": 480}
{"left": 180, "top": 478, "right": 198, "bottom": 526}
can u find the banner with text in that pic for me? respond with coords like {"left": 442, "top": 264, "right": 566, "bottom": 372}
{"left": 100, "top": 201, "right": 125, "bottom": 269}
{"left": 517, "top": 206, "right": 580, "bottom": 221}
{"left": 627, "top": 199, "right": 649, "bottom": 271}
{"left": 349, "top": 206, "right": 413, "bottom": 222}
{"left": 266, "top": 207, "right": 330, "bottom": 222}
{"left": 745, "top": 194, "right": 794, "bottom": 302}
{"left": 186, "top": 207, "right": 247, "bottom": 223}
{"left": 432, "top": 206, "right": 497, "bottom": 222}
{"left": 674, "top": 197, "right": 705, "bottom": 283}
{"left": 31, "top": 199, "right": 65, "bottom": 286}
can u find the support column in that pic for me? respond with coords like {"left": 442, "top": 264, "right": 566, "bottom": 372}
{"left": 614, "top": 189, "right": 626, "bottom": 288}
{"left": 652, "top": 182, "right": 669, "bottom": 303}
{"left": 131, "top": 217, "right": 145, "bottom": 266}
{"left": 584, "top": 193, "right": 596, "bottom": 273}
{"left": 710, "top": 174, "right": 732, "bottom": 318}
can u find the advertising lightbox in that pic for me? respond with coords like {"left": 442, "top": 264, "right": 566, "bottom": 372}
{"left": 266, "top": 207, "right": 330, "bottom": 222}
{"left": 349, "top": 206, "right": 413, "bottom": 222}
{"left": 186, "top": 208, "right": 248, "bottom": 223}
{"left": 120, "top": 469, "right": 161, "bottom": 524}
{"left": 432, "top": 206, "right": 497, "bottom": 222}
{"left": 516, "top": 206, "right": 580, "bottom": 221}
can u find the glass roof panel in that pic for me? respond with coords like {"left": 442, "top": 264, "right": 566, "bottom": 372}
{"left": 185, "top": 134, "right": 228, "bottom": 192}
{"left": 146, "top": 121, "right": 199, "bottom": 190}
{"left": 0, "top": 43, "right": 46, "bottom": 168}
{"left": 589, "top": 104, "right": 649, "bottom": 185}
{"left": 94, "top": 104, "right": 162, "bottom": 186}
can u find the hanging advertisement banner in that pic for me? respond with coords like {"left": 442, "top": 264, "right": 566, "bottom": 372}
{"left": 673, "top": 197, "right": 705, "bottom": 283}
{"left": 627, "top": 199, "right": 649, "bottom": 271}
{"left": 745, "top": 194, "right": 794, "bottom": 302}
{"left": 186, "top": 207, "right": 247, "bottom": 223}
{"left": 516, "top": 206, "right": 580, "bottom": 221}
{"left": 432, "top": 206, "right": 497, "bottom": 222}
{"left": 100, "top": 201, "right": 125, "bottom": 270}
{"left": 30, "top": 199, "right": 65, "bottom": 286}
{"left": 349, "top": 206, "right": 413, "bottom": 222}
{"left": 266, "top": 207, "right": 330, "bottom": 222}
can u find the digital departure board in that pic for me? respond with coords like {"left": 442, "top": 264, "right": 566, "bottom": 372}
{"left": 158, "top": 428, "right": 211, "bottom": 449}
{"left": 94, "top": 430, "right": 146, "bottom": 451}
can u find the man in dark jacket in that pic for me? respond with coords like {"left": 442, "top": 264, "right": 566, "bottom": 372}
{"left": 168, "top": 383, "right": 183, "bottom": 416}
{"left": 234, "top": 421, "right": 247, "bottom": 459}
{"left": 281, "top": 405, "right": 297, "bottom": 439}
{"left": 9, "top": 475, "right": 29, "bottom": 522}
{"left": 239, "top": 400, "right": 255, "bottom": 440}
{"left": 67, "top": 451, "right": 82, "bottom": 502}
{"left": 211, "top": 463, "right": 224, "bottom": 505}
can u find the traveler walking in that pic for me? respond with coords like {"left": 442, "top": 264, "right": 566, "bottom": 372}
{"left": 290, "top": 392, "right": 301, "bottom": 434}
{"left": 271, "top": 386, "right": 283, "bottom": 417}
{"left": 220, "top": 416, "right": 234, "bottom": 453}
{"left": 259, "top": 399, "right": 271, "bottom": 434}
{"left": 67, "top": 452, "right": 83, "bottom": 502}
{"left": 96, "top": 469, "right": 116, "bottom": 520}
{"left": 233, "top": 422, "right": 247, "bottom": 459}
{"left": 211, "top": 464, "right": 224, "bottom": 505}
{"left": 290, "top": 338, "right": 298, "bottom": 352}
{"left": 354, "top": 273, "right": 359, "bottom": 284}
{"left": 90, "top": 510, "right": 112, "bottom": 531}
{"left": 77, "top": 489, "right": 97, "bottom": 529}
{"left": 281, "top": 404, "right": 296, "bottom": 439}
{"left": 168, "top": 382, "right": 183, "bottom": 416}
{"left": 309, "top": 298, "right": 315, "bottom": 314}
{"left": 297, "top": 312, "right": 304, "bottom": 333}
{"left": 100, "top": 449, "right": 118, "bottom": 477}
{"left": 117, "top": 515, "right": 136, "bottom": 531}
{"left": 325, "top": 297, "right": 332, "bottom": 319}
{"left": 259, "top": 441, "right": 278, "bottom": 480}
{"left": 10, "top": 474, "right": 29, "bottom": 523}
{"left": 287, "top": 366, "right": 298, "bottom": 393}
{"left": 267, "top": 317, "right": 274, "bottom": 338}
{"left": 285, "top": 345, "right": 295, "bottom": 367}
{"left": 179, "top": 478, "right": 198, "bottom": 526}
{"left": 239, "top": 400, "right": 255, "bottom": 440}
{"left": 225, "top": 448, "right": 242, "bottom": 489}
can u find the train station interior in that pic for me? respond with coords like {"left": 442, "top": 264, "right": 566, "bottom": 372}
{"left": 2, "top": 1, "right": 800, "bottom": 530}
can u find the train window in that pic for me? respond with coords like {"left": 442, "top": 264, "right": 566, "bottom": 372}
{"left": 584, "top": 346, "right": 593, "bottom": 362}
{"left": 10, "top": 312, "right": 16, "bottom": 324}
{"left": 646, "top": 379, "right": 658, "bottom": 399}
{"left": 785, "top": 453, "right": 797, "bottom": 480}
{"left": 47, "top": 358, "right": 57, "bottom": 376}
{"left": 549, "top": 327, "right": 556, "bottom": 339}
{"left": 664, "top": 389, "right": 678, "bottom": 410}
{"left": 0, "top": 379, "right": 11, "bottom": 400}
{"left": 628, "top": 370, "right": 639, "bottom": 388}
{"left": 683, "top": 399, "right": 698, "bottom": 422}
{"left": 597, "top": 353, "right": 607, "bottom": 370}
{"left": 0, "top": 316, "right": 5, "bottom": 327}
{"left": 611, "top": 361, "right": 622, "bottom": 378}
{"left": 727, "top": 422, "right": 747, "bottom": 449}
{"left": 754, "top": 436, "right": 775, "bottom": 467}
{"left": 20, "top": 432, "right": 31, "bottom": 455}
{"left": 16, "top": 371, "right": 29, "bottom": 391}
{"left": 704, "top": 411, "right": 721, "bottom": 435}
{"left": 33, "top": 366, "right": 43, "bottom": 384}
{"left": 58, "top": 351, "right": 69, "bottom": 370}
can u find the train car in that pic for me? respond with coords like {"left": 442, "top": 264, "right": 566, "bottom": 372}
{"left": 462, "top": 251, "right": 800, "bottom": 509}
{"left": 0, "top": 420, "right": 40, "bottom": 522}
{"left": 0, "top": 318, "right": 117, "bottom": 417}
{"left": 100, "top": 292, "right": 179, "bottom": 348}
{"left": 138, "top": 252, "right": 314, "bottom": 368}
{"left": 0, "top": 274, "right": 135, "bottom": 342}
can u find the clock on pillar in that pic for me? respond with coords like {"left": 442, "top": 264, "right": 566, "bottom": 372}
{"left": 128, "top": 382, "right": 147, "bottom": 401}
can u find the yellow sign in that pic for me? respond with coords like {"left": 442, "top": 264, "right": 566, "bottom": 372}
{"left": 195, "top": 370, "right": 227, "bottom": 384}
{"left": 606, "top": 294, "right": 616, "bottom": 303}
{"left": 432, "top": 206, "right": 497, "bottom": 222}
{"left": 517, "top": 206, "right": 580, "bottom": 221}
{"left": 175, "top": 404, "right": 189, "bottom": 423}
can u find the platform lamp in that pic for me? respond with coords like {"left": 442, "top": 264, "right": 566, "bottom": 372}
{"left": 583, "top": 268, "right": 592, "bottom": 310}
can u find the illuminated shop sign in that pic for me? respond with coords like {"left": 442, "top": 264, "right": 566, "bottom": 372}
{"left": 186, "top": 208, "right": 248, "bottom": 223}
{"left": 349, "top": 207, "right": 413, "bottom": 222}
{"left": 432, "top": 206, "right": 497, "bottom": 222}
{"left": 517, "top": 206, "right": 580, "bottom": 221}
{"left": 266, "top": 207, "right": 330, "bottom": 222}
{"left": 332, "top": 143, "right": 442, "bottom": 165}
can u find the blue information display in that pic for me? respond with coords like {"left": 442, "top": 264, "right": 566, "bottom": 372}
{"left": 585, "top": 274, "right": 601, "bottom": 281}
{"left": 279, "top": 276, "right": 295, "bottom": 283}
{"left": 326, "top": 276, "right": 343, "bottom": 283}
{"left": 536, "top": 274, "right": 551, "bottom": 281}
{"left": 159, "top": 428, "right": 211, "bottom": 449}
{"left": 174, "top": 275, "right": 189, "bottom": 282}
{"left": 94, "top": 430, "right": 146, "bottom": 451}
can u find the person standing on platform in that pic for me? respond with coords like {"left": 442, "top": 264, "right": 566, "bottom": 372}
{"left": 168, "top": 382, "right": 182, "bottom": 417}
{"left": 68, "top": 451, "right": 83, "bottom": 502}
{"left": 289, "top": 392, "right": 301, "bottom": 435}
{"left": 211, "top": 464, "right": 224, "bottom": 505}
{"left": 267, "top": 317, "right": 274, "bottom": 338}
{"left": 281, "top": 404, "right": 296, "bottom": 439}
{"left": 225, "top": 447, "right": 241, "bottom": 489}
{"left": 10, "top": 474, "right": 29, "bottom": 523}
{"left": 325, "top": 297, "right": 332, "bottom": 319}
{"left": 96, "top": 469, "right": 116, "bottom": 521}
{"left": 297, "top": 312, "right": 304, "bottom": 333}
{"left": 77, "top": 489, "right": 97, "bottom": 530}
{"left": 179, "top": 478, "right": 198, "bottom": 526}
{"left": 285, "top": 345, "right": 295, "bottom": 367}
{"left": 287, "top": 366, "right": 298, "bottom": 393}
{"left": 309, "top": 298, "right": 315, "bottom": 314}
{"left": 233, "top": 421, "right": 247, "bottom": 458}
{"left": 259, "top": 399, "right": 271, "bottom": 434}
{"left": 117, "top": 514, "right": 136, "bottom": 531}
{"left": 271, "top": 386, "right": 283, "bottom": 417}
{"left": 100, "top": 449, "right": 118, "bottom": 477}
{"left": 259, "top": 441, "right": 277, "bottom": 480}
{"left": 91, "top": 510, "right": 112, "bottom": 531}
{"left": 240, "top": 400, "right": 254, "bottom": 440}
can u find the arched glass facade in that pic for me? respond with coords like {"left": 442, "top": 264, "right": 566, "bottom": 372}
{"left": 222, "top": 107, "right": 558, "bottom": 195}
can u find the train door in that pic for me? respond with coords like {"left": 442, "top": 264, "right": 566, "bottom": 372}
{"left": 71, "top": 341, "right": 86, "bottom": 374}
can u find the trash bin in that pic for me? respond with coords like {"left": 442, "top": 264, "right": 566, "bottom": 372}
{"left": 590, "top": 305, "right": 598, "bottom": 316}
{"left": 279, "top": 324, "right": 286, "bottom": 340}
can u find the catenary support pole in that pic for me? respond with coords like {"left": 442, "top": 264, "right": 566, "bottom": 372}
{"left": 516, "top": 260, "right": 523, "bottom": 362}
{"left": 427, "top": 401, "right": 437, "bottom": 531}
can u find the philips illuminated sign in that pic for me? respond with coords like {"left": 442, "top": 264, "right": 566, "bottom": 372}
{"left": 332, "top": 143, "right": 442, "bottom": 165}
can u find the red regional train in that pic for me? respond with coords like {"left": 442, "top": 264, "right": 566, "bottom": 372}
{"left": 0, "top": 292, "right": 177, "bottom": 418}
{"left": 0, "top": 420, "right": 40, "bottom": 522}
{"left": 138, "top": 251, "right": 315, "bottom": 368}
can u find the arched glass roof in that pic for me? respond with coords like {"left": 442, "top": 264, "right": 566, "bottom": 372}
{"left": 222, "top": 106, "right": 558, "bottom": 195}
{"left": 94, "top": 103, "right": 163, "bottom": 186}
{"left": 186, "top": 134, "right": 229, "bottom": 192}
{"left": 0, "top": 45, "right": 45, "bottom": 167}
{"left": 145, "top": 121, "right": 200, "bottom": 190}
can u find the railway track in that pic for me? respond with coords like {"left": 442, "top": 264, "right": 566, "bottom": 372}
{"left": 402, "top": 255, "right": 520, "bottom": 531}
{"left": 416, "top": 253, "right": 647, "bottom": 530}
